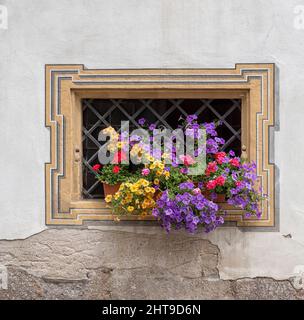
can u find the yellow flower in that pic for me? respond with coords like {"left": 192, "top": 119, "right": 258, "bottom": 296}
{"left": 130, "top": 145, "right": 143, "bottom": 158}
{"left": 150, "top": 163, "right": 156, "bottom": 170}
{"left": 145, "top": 187, "right": 155, "bottom": 194}
{"left": 107, "top": 144, "right": 116, "bottom": 152}
{"left": 163, "top": 171, "right": 170, "bottom": 178}
{"left": 141, "top": 179, "right": 149, "bottom": 187}
{"left": 156, "top": 170, "right": 163, "bottom": 176}
{"left": 155, "top": 161, "right": 164, "bottom": 170}
{"left": 154, "top": 179, "right": 159, "bottom": 185}
{"left": 127, "top": 206, "right": 134, "bottom": 212}
{"left": 105, "top": 195, "right": 112, "bottom": 203}
{"left": 130, "top": 185, "right": 138, "bottom": 193}
{"left": 114, "top": 192, "right": 120, "bottom": 200}
{"left": 124, "top": 195, "right": 132, "bottom": 203}
{"left": 102, "top": 126, "right": 113, "bottom": 134}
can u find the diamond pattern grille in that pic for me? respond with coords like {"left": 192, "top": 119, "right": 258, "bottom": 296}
{"left": 82, "top": 99, "right": 241, "bottom": 199}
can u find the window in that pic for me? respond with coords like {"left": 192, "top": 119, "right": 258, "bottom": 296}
{"left": 45, "top": 64, "right": 275, "bottom": 227}
{"left": 82, "top": 98, "right": 242, "bottom": 199}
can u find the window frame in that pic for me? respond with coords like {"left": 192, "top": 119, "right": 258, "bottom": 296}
{"left": 45, "top": 64, "right": 275, "bottom": 227}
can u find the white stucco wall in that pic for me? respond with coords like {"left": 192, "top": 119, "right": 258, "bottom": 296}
{"left": 1, "top": 0, "right": 304, "bottom": 280}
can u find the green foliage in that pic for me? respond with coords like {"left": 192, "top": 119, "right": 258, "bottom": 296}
{"left": 162, "top": 167, "right": 188, "bottom": 196}
{"left": 96, "top": 164, "right": 130, "bottom": 185}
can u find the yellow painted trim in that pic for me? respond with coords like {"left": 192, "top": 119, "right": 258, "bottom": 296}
{"left": 45, "top": 64, "right": 275, "bottom": 227}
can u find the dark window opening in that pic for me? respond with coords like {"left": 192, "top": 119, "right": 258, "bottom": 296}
{"left": 82, "top": 99, "right": 241, "bottom": 199}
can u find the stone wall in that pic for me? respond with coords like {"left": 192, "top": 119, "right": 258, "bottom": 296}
{"left": 0, "top": 228, "right": 303, "bottom": 300}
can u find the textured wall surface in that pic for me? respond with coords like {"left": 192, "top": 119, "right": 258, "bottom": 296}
{"left": 1, "top": 0, "right": 304, "bottom": 299}
{"left": 0, "top": 228, "right": 303, "bottom": 300}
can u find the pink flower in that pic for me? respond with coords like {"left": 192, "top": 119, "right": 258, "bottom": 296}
{"left": 206, "top": 180, "right": 217, "bottom": 190}
{"left": 113, "top": 150, "right": 127, "bottom": 163}
{"left": 141, "top": 168, "right": 150, "bottom": 176}
{"left": 192, "top": 188, "right": 201, "bottom": 195}
{"left": 229, "top": 158, "right": 240, "bottom": 167}
{"left": 180, "top": 167, "right": 188, "bottom": 174}
{"left": 215, "top": 152, "right": 226, "bottom": 165}
{"left": 179, "top": 155, "right": 195, "bottom": 166}
{"left": 215, "top": 176, "right": 226, "bottom": 186}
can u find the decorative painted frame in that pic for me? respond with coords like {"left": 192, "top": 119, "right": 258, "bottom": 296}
{"left": 45, "top": 63, "right": 275, "bottom": 226}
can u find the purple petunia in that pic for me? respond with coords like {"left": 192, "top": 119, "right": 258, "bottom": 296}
{"left": 153, "top": 186, "right": 224, "bottom": 234}
{"left": 179, "top": 182, "right": 195, "bottom": 190}
{"left": 186, "top": 114, "right": 198, "bottom": 124}
{"left": 149, "top": 123, "right": 156, "bottom": 131}
{"left": 138, "top": 118, "right": 146, "bottom": 126}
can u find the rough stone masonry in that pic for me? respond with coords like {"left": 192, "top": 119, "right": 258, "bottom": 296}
{"left": 0, "top": 228, "right": 303, "bottom": 300}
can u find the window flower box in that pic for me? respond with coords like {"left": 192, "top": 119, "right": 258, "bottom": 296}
{"left": 92, "top": 114, "right": 266, "bottom": 234}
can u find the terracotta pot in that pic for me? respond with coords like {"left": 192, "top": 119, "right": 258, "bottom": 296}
{"left": 203, "top": 191, "right": 226, "bottom": 203}
{"left": 103, "top": 183, "right": 121, "bottom": 196}
{"left": 214, "top": 193, "right": 226, "bottom": 203}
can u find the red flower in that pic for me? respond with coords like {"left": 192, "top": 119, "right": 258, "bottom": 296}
{"left": 206, "top": 161, "right": 217, "bottom": 176}
{"left": 113, "top": 150, "right": 127, "bottom": 163}
{"left": 92, "top": 164, "right": 101, "bottom": 172}
{"left": 215, "top": 152, "right": 226, "bottom": 164}
{"left": 179, "top": 155, "right": 195, "bottom": 167}
{"left": 112, "top": 165, "right": 121, "bottom": 174}
{"left": 215, "top": 176, "right": 226, "bottom": 186}
{"left": 206, "top": 180, "right": 217, "bottom": 190}
{"left": 229, "top": 158, "right": 240, "bottom": 167}
{"left": 235, "top": 181, "right": 242, "bottom": 187}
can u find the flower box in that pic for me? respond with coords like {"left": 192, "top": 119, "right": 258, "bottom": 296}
{"left": 92, "top": 114, "right": 266, "bottom": 234}
{"left": 103, "top": 183, "right": 121, "bottom": 197}
{"left": 203, "top": 192, "right": 226, "bottom": 203}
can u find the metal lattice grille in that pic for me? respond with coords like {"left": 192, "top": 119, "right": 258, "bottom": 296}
{"left": 82, "top": 99, "right": 241, "bottom": 199}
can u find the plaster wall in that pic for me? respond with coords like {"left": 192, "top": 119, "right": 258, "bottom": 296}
{"left": 1, "top": 0, "right": 304, "bottom": 286}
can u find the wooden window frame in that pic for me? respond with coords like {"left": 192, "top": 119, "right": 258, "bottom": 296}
{"left": 45, "top": 64, "right": 275, "bottom": 227}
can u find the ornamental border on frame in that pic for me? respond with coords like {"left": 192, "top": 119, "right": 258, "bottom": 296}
{"left": 45, "top": 63, "right": 275, "bottom": 227}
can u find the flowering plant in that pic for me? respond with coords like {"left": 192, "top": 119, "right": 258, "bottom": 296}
{"left": 106, "top": 178, "right": 156, "bottom": 216}
{"left": 93, "top": 114, "right": 266, "bottom": 233}
{"left": 152, "top": 182, "right": 224, "bottom": 233}
{"left": 92, "top": 126, "right": 132, "bottom": 185}
{"left": 93, "top": 163, "right": 130, "bottom": 185}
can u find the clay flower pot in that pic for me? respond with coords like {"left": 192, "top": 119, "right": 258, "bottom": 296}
{"left": 203, "top": 191, "right": 226, "bottom": 203}
{"left": 103, "top": 183, "right": 121, "bottom": 196}
{"left": 213, "top": 193, "right": 226, "bottom": 203}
